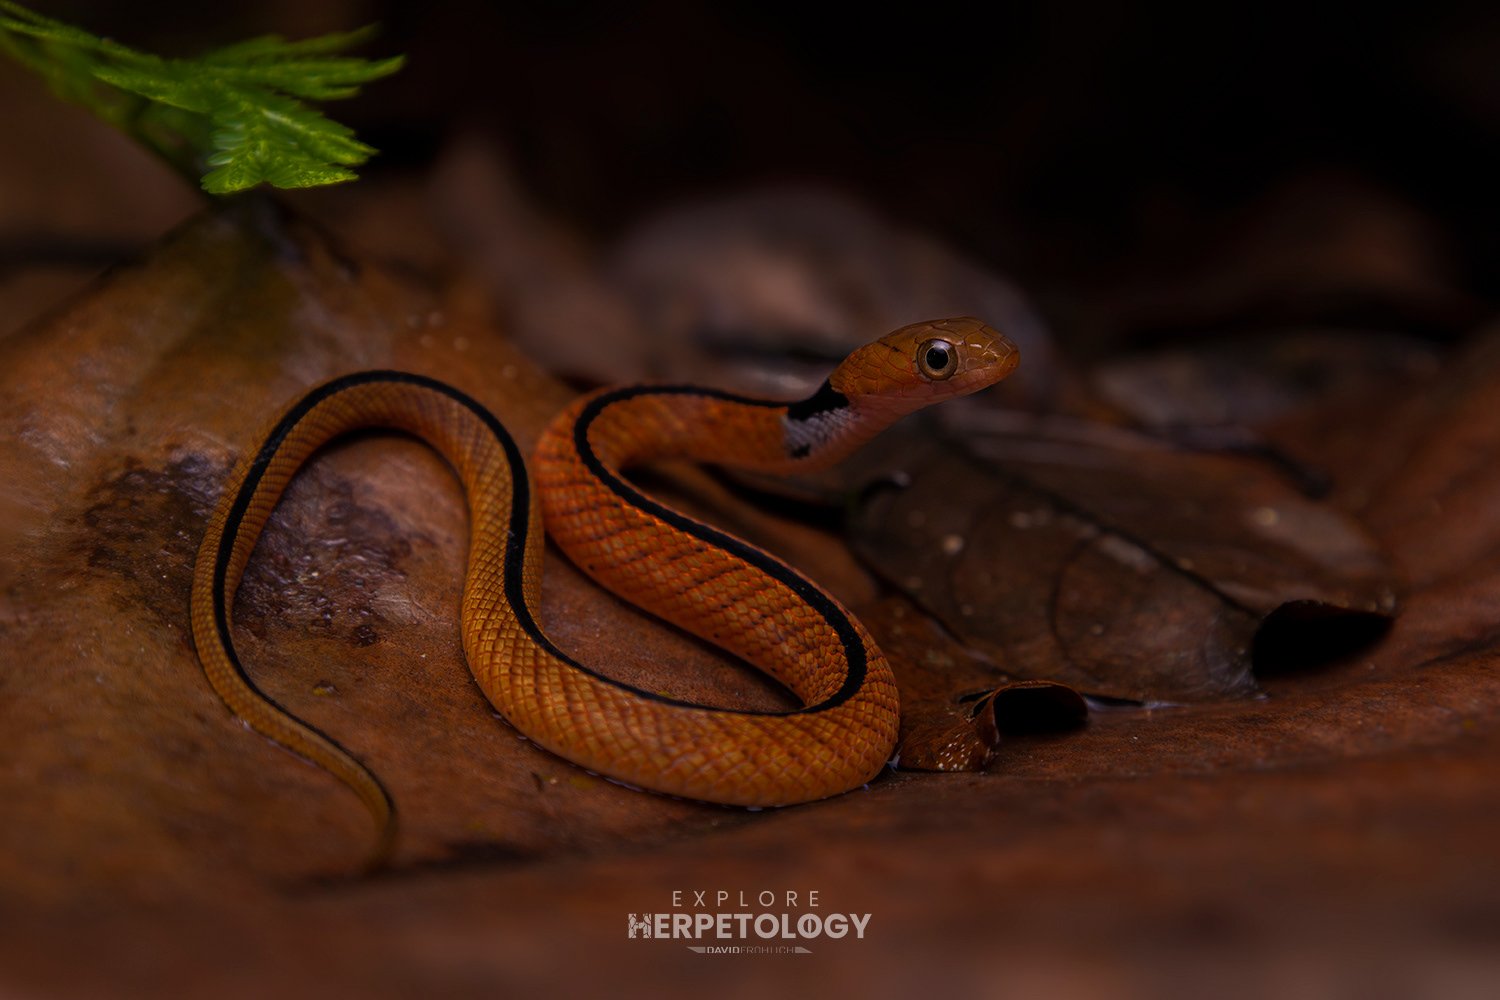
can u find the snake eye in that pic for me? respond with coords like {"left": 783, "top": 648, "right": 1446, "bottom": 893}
{"left": 917, "top": 339, "right": 959, "bottom": 380}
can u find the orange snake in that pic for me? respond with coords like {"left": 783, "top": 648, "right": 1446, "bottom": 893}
{"left": 189, "top": 317, "right": 1019, "bottom": 863}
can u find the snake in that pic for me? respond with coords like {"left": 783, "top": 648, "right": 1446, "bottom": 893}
{"left": 189, "top": 317, "right": 1019, "bottom": 864}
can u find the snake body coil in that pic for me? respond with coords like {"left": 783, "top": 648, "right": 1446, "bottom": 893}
{"left": 190, "top": 318, "right": 1018, "bottom": 863}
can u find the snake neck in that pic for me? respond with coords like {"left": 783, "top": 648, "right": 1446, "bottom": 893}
{"left": 775, "top": 378, "right": 901, "bottom": 472}
{"left": 573, "top": 379, "right": 912, "bottom": 478}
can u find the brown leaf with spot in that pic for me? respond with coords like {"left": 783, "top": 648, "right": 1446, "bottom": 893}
{"left": 849, "top": 415, "right": 1396, "bottom": 703}
{"left": 0, "top": 199, "right": 821, "bottom": 898}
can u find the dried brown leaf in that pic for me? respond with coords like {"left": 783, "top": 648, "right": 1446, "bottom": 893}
{"left": 849, "top": 417, "right": 1395, "bottom": 702}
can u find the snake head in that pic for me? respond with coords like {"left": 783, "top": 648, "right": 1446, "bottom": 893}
{"left": 828, "top": 317, "right": 1020, "bottom": 413}
{"left": 770, "top": 317, "right": 1020, "bottom": 473}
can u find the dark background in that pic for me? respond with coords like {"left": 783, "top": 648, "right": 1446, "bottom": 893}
{"left": 44, "top": 0, "right": 1500, "bottom": 354}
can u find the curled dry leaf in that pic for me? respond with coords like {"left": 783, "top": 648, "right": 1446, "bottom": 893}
{"left": 848, "top": 412, "right": 1396, "bottom": 704}
{"left": 858, "top": 596, "right": 1087, "bottom": 771}
{"left": 1259, "top": 319, "right": 1500, "bottom": 685}
{"left": 1359, "top": 322, "right": 1500, "bottom": 589}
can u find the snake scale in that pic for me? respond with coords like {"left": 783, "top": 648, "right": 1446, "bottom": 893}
{"left": 190, "top": 317, "right": 1019, "bottom": 864}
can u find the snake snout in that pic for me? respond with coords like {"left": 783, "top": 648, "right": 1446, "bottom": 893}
{"left": 954, "top": 322, "right": 1020, "bottom": 383}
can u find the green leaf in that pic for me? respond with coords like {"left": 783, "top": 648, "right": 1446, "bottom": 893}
{"left": 0, "top": 1, "right": 403, "bottom": 195}
{"left": 202, "top": 25, "right": 384, "bottom": 62}
{"left": 202, "top": 88, "right": 376, "bottom": 194}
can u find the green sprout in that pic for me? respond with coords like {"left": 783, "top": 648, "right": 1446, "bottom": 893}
{"left": 0, "top": 1, "right": 404, "bottom": 194}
